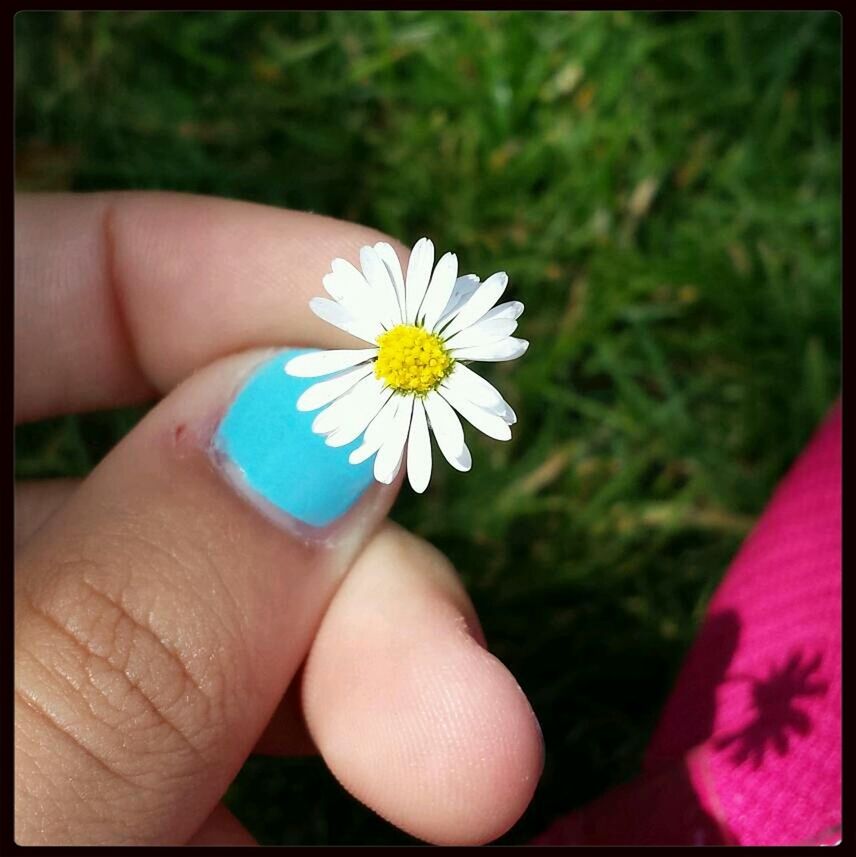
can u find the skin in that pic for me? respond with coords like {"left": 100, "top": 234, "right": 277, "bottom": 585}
{"left": 14, "top": 192, "right": 544, "bottom": 846}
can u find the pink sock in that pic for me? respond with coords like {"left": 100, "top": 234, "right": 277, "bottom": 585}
{"left": 534, "top": 400, "right": 841, "bottom": 846}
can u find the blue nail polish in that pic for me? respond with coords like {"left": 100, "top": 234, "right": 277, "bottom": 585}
{"left": 212, "top": 350, "right": 376, "bottom": 528}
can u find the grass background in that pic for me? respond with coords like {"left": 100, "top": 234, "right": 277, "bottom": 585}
{"left": 15, "top": 10, "right": 841, "bottom": 846}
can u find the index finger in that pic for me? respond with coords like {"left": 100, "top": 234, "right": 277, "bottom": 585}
{"left": 14, "top": 191, "right": 405, "bottom": 423}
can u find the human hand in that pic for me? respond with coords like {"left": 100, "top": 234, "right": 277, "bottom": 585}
{"left": 14, "top": 192, "right": 544, "bottom": 846}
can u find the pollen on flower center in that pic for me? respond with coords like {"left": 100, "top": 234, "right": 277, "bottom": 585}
{"left": 374, "top": 324, "right": 453, "bottom": 395}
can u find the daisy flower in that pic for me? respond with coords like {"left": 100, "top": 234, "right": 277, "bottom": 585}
{"left": 284, "top": 238, "right": 528, "bottom": 493}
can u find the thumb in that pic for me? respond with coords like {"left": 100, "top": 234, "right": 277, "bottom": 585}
{"left": 15, "top": 347, "right": 398, "bottom": 845}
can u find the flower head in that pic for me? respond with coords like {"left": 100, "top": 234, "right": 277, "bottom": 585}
{"left": 285, "top": 237, "right": 528, "bottom": 493}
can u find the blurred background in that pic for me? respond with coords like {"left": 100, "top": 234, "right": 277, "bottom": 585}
{"left": 15, "top": 10, "right": 841, "bottom": 846}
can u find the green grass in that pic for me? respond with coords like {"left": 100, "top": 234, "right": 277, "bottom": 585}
{"left": 15, "top": 10, "right": 841, "bottom": 846}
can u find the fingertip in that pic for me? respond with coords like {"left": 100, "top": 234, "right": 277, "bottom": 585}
{"left": 300, "top": 523, "right": 543, "bottom": 845}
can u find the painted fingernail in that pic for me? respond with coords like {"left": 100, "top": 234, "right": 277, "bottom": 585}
{"left": 212, "top": 349, "right": 376, "bottom": 528}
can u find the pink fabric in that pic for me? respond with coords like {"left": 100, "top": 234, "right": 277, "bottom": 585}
{"left": 535, "top": 400, "right": 841, "bottom": 846}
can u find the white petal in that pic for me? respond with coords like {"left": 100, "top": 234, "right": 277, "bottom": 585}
{"left": 374, "top": 396, "right": 414, "bottom": 484}
{"left": 387, "top": 448, "right": 406, "bottom": 484}
{"left": 322, "top": 272, "right": 370, "bottom": 316}
{"left": 451, "top": 337, "right": 529, "bottom": 363}
{"left": 312, "top": 373, "right": 381, "bottom": 435}
{"left": 285, "top": 348, "right": 378, "bottom": 378}
{"left": 349, "top": 442, "right": 376, "bottom": 465}
{"left": 435, "top": 274, "right": 480, "bottom": 330}
{"left": 329, "top": 259, "right": 389, "bottom": 327}
{"left": 439, "top": 383, "right": 512, "bottom": 441}
{"left": 325, "top": 384, "right": 393, "bottom": 447}
{"left": 479, "top": 300, "right": 524, "bottom": 323}
{"left": 445, "top": 317, "right": 518, "bottom": 350}
{"left": 455, "top": 444, "right": 473, "bottom": 471}
{"left": 440, "top": 272, "right": 508, "bottom": 339}
{"left": 309, "top": 297, "right": 384, "bottom": 345}
{"left": 361, "top": 245, "right": 402, "bottom": 328}
{"left": 321, "top": 272, "right": 348, "bottom": 303}
{"left": 424, "top": 390, "right": 472, "bottom": 472}
{"left": 406, "top": 399, "right": 432, "bottom": 493}
{"left": 349, "top": 395, "right": 401, "bottom": 464}
{"left": 296, "top": 363, "right": 374, "bottom": 412}
{"left": 374, "top": 242, "right": 406, "bottom": 316}
{"left": 363, "top": 393, "right": 399, "bottom": 446}
{"left": 445, "top": 363, "right": 516, "bottom": 424}
{"left": 419, "top": 252, "right": 459, "bottom": 330}
{"left": 404, "top": 237, "right": 434, "bottom": 323}
{"left": 330, "top": 257, "right": 371, "bottom": 293}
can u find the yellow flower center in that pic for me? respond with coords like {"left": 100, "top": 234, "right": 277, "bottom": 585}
{"left": 374, "top": 324, "right": 453, "bottom": 395}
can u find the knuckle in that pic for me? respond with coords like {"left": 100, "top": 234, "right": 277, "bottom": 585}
{"left": 16, "top": 536, "right": 240, "bottom": 783}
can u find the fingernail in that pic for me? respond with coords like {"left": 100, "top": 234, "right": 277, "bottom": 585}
{"left": 211, "top": 349, "right": 377, "bottom": 528}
